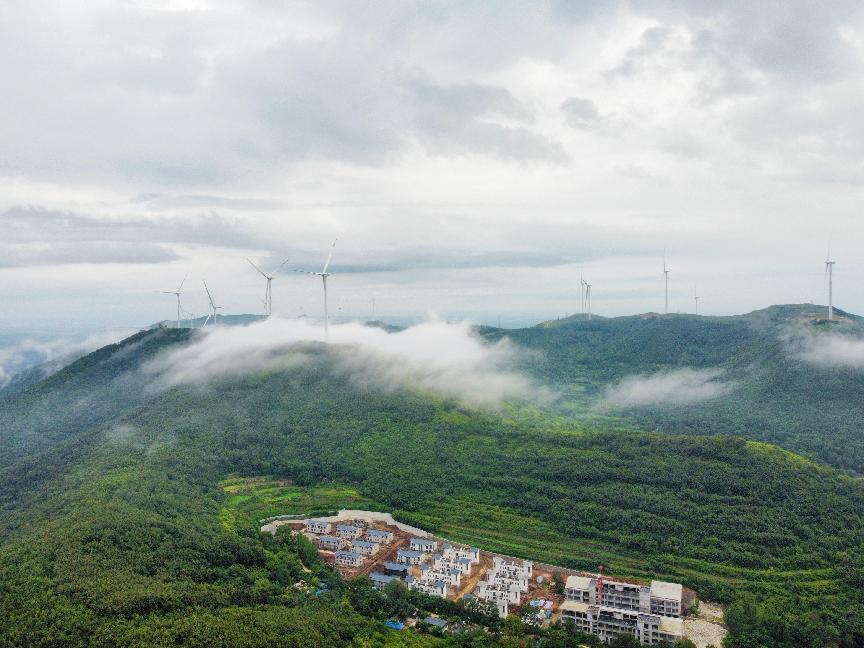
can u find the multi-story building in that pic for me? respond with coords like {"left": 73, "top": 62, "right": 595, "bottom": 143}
{"left": 410, "top": 538, "right": 438, "bottom": 554}
{"left": 441, "top": 543, "right": 480, "bottom": 564}
{"left": 405, "top": 575, "right": 448, "bottom": 598}
{"left": 366, "top": 529, "right": 394, "bottom": 544}
{"left": 559, "top": 601, "right": 683, "bottom": 646}
{"left": 334, "top": 550, "right": 363, "bottom": 568}
{"left": 305, "top": 519, "right": 331, "bottom": 535}
{"left": 371, "top": 572, "right": 399, "bottom": 590}
{"left": 335, "top": 524, "right": 363, "bottom": 540}
{"left": 565, "top": 575, "right": 682, "bottom": 619}
{"left": 351, "top": 539, "right": 380, "bottom": 556}
{"left": 316, "top": 535, "right": 343, "bottom": 551}
{"left": 396, "top": 549, "right": 425, "bottom": 565}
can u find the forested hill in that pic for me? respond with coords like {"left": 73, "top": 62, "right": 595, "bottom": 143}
{"left": 0, "top": 325, "right": 863, "bottom": 646}
{"left": 486, "top": 304, "right": 864, "bottom": 473}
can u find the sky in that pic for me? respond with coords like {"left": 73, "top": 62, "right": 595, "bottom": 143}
{"left": 2, "top": 0, "right": 863, "bottom": 336}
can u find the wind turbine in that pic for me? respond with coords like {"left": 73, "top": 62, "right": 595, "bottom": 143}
{"left": 825, "top": 251, "right": 836, "bottom": 321}
{"left": 202, "top": 280, "right": 222, "bottom": 326}
{"left": 161, "top": 274, "right": 187, "bottom": 328}
{"left": 295, "top": 239, "right": 337, "bottom": 338}
{"left": 585, "top": 281, "right": 592, "bottom": 321}
{"left": 580, "top": 273, "right": 587, "bottom": 315}
{"left": 247, "top": 257, "right": 289, "bottom": 317}
{"left": 663, "top": 251, "right": 670, "bottom": 315}
{"left": 694, "top": 285, "right": 699, "bottom": 315}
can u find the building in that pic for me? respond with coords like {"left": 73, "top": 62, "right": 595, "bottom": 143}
{"left": 334, "top": 550, "right": 363, "bottom": 568}
{"left": 305, "top": 519, "right": 331, "bottom": 535}
{"left": 317, "top": 535, "right": 343, "bottom": 551}
{"left": 432, "top": 553, "right": 473, "bottom": 575}
{"left": 371, "top": 572, "right": 399, "bottom": 590}
{"left": 352, "top": 539, "right": 380, "bottom": 556}
{"left": 559, "top": 601, "right": 683, "bottom": 646}
{"left": 396, "top": 549, "right": 425, "bottom": 565}
{"left": 406, "top": 575, "right": 448, "bottom": 598}
{"left": 366, "top": 529, "right": 394, "bottom": 544}
{"left": 565, "top": 575, "right": 682, "bottom": 618}
{"left": 382, "top": 562, "right": 410, "bottom": 577}
{"left": 410, "top": 537, "right": 438, "bottom": 553}
{"left": 442, "top": 543, "right": 480, "bottom": 564}
{"left": 336, "top": 524, "right": 363, "bottom": 540}
{"left": 424, "top": 617, "right": 449, "bottom": 631}
{"left": 421, "top": 564, "right": 461, "bottom": 587}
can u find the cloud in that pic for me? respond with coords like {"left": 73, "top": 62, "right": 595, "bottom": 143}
{"left": 144, "top": 318, "right": 550, "bottom": 408}
{"left": 786, "top": 327, "right": 864, "bottom": 369}
{"left": 560, "top": 97, "right": 602, "bottom": 129}
{"left": 0, "top": 330, "right": 132, "bottom": 388}
{"left": 601, "top": 367, "right": 734, "bottom": 408}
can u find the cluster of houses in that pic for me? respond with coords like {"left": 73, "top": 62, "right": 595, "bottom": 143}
{"left": 304, "top": 518, "right": 394, "bottom": 569}
{"left": 476, "top": 556, "right": 534, "bottom": 618}
{"left": 559, "top": 574, "right": 684, "bottom": 645}
{"left": 372, "top": 539, "right": 480, "bottom": 600}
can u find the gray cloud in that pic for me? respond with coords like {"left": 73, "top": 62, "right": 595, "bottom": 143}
{"left": 145, "top": 317, "right": 551, "bottom": 408}
{"left": 561, "top": 97, "right": 602, "bottom": 129}
{"left": 601, "top": 368, "right": 735, "bottom": 408}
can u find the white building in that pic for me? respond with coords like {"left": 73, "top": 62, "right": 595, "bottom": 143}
{"left": 396, "top": 549, "right": 425, "bottom": 565}
{"left": 336, "top": 524, "right": 363, "bottom": 540}
{"left": 559, "top": 601, "right": 683, "bottom": 646}
{"left": 351, "top": 539, "right": 380, "bottom": 556}
{"left": 410, "top": 537, "right": 438, "bottom": 553}
{"left": 305, "top": 519, "right": 331, "bottom": 535}
{"left": 406, "top": 575, "right": 448, "bottom": 598}
{"left": 334, "top": 550, "right": 363, "bottom": 568}
{"left": 441, "top": 543, "right": 480, "bottom": 564}
{"left": 565, "top": 575, "right": 682, "bottom": 618}
{"left": 366, "top": 529, "right": 394, "bottom": 544}
{"left": 317, "top": 535, "right": 343, "bottom": 551}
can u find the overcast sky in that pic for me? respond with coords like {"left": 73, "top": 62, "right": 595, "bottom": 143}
{"left": 2, "top": 0, "right": 863, "bottom": 335}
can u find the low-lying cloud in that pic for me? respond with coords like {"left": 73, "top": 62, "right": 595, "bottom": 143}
{"left": 145, "top": 318, "right": 550, "bottom": 408}
{"left": 0, "top": 330, "right": 132, "bottom": 388}
{"left": 601, "top": 367, "right": 734, "bottom": 408}
{"left": 787, "top": 327, "right": 864, "bottom": 369}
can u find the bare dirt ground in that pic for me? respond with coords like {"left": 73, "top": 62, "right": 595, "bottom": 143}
{"left": 684, "top": 601, "right": 727, "bottom": 648}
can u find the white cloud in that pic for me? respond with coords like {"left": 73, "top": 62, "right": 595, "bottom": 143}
{"left": 0, "top": 330, "right": 133, "bottom": 388}
{"left": 601, "top": 367, "right": 734, "bottom": 408}
{"left": 788, "top": 327, "right": 864, "bottom": 368}
{"left": 144, "top": 318, "right": 551, "bottom": 408}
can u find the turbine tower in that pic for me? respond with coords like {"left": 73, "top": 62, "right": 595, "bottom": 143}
{"left": 161, "top": 274, "right": 187, "bottom": 328}
{"left": 585, "top": 281, "right": 592, "bottom": 321}
{"left": 295, "top": 239, "right": 337, "bottom": 338}
{"left": 202, "top": 280, "right": 222, "bottom": 326}
{"left": 663, "top": 251, "right": 670, "bottom": 315}
{"left": 825, "top": 251, "right": 836, "bottom": 321}
{"left": 247, "top": 257, "right": 289, "bottom": 317}
{"left": 580, "top": 273, "right": 587, "bottom": 315}
{"left": 694, "top": 284, "right": 699, "bottom": 315}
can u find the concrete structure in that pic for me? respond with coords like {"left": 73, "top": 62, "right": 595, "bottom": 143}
{"left": 442, "top": 543, "right": 480, "bottom": 564}
{"left": 335, "top": 524, "right": 363, "bottom": 540}
{"left": 433, "top": 553, "right": 473, "bottom": 575}
{"left": 334, "top": 550, "right": 363, "bottom": 568}
{"left": 410, "top": 537, "right": 438, "bottom": 553}
{"left": 371, "top": 572, "right": 399, "bottom": 590}
{"left": 559, "top": 601, "right": 683, "bottom": 646}
{"left": 305, "top": 519, "right": 331, "bottom": 535}
{"left": 351, "top": 539, "right": 380, "bottom": 556}
{"left": 565, "top": 575, "right": 682, "bottom": 619}
{"left": 406, "top": 575, "right": 448, "bottom": 598}
{"left": 382, "top": 562, "right": 410, "bottom": 576}
{"left": 366, "top": 529, "right": 394, "bottom": 544}
{"left": 396, "top": 549, "right": 425, "bottom": 565}
{"left": 316, "top": 535, "right": 343, "bottom": 551}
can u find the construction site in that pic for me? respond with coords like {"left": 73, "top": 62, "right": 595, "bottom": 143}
{"left": 262, "top": 509, "right": 722, "bottom": 646}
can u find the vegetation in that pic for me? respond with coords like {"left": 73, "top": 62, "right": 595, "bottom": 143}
{"left": 0, "top": 319, "right": 862, "bottom": 646}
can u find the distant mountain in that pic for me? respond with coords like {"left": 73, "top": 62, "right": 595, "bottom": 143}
{"left": 490, "top": 304, "right": 864, "bottom": 473}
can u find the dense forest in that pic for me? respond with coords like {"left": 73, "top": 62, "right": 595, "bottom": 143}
{"left": 1, "top": 320, "right": 863, "bottom": 646}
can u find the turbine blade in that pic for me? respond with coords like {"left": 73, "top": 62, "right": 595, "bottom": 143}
{"left": 293, "top": 269, "right": 319, "bottom": 276}
{"left": 177, "top": 273, "right": 188, "bottom": 293}
{"left": 247, "top": 259, "right": 268, "bottom": 277}
{"left": 322, "top": 238, "right": 338, "bottom": 273}
{"left": 271, "top": 258, "right": 291, "bottom": 275}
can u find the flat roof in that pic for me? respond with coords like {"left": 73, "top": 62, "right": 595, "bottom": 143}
{"left": 659, "top": 616, "right": 683, "bottom": 635}
{"left": 566, "top": 575, "right": 593, "bottom": 590}
{"left": 650, "top": 580, "right": 683, "bottom": 601}
{"left": 559, "top": 600, "right": 591, "bottom": 613}
{"left": 424, "top": 617, "right": 448, "bottom": 628}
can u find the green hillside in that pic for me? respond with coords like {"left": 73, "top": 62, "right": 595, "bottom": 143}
{"left": 1, "top": 325, "right": 863, "bottom": 646}
{"left": 493, "top": 304, "right": 864, "bottom": 473}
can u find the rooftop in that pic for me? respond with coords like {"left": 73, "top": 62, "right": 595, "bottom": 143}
{"left": 397, "top": 549, "right": 424, "bottom": 558}
{"left": 424, "top": 617, "right": 448, "bottom": 628}
{"left": 335, "top": 550, "right": 360, "bottom": 559}
{"left": 565, "top": 575, "right": 593, "bottom": 591}
{"left": 352, "top": 540, "right": 375, "bottom": 548}
{"left": 559, "top": 600, "right": 591, "bottom": 613}
{"left": 650, "top": 580, "right": 683, "bottom": 601}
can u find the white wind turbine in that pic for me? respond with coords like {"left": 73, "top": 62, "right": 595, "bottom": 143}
{"left": 694, "top": 284, "right": 699, "bottom": 315}
{"left": 202, "top": 280, "right": 223, "bottom": 326}
{"left": 580, "top": 273, "right": 587, "bottom": 315}
{"left": 295, "top": 239, "right": 337, "bottom": 338}
{"left": 161, "top": 274, "right": 187, "bottom": 328}
{"left": 825, "top": 250, "right": 836, "bottom": 321}
{"left": 584, "top": 280, "right": 592, "bottom": 321}
{"left": 663, "top": 251, "right": 670, "bottom": 315}
{"left": 247, "top": 257, "right": 289, "bottom": 317}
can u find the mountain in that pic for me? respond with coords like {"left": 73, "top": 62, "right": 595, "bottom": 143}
{"left": 491, "top": 304, "right": 864, "bottom": 474}
{"left": 0, "top": 309, "right": 863, "bottom": 646}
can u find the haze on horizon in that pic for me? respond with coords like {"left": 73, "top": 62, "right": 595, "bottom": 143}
{"left": 1, "top": 0, "right": 863, "bottom": 335}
